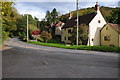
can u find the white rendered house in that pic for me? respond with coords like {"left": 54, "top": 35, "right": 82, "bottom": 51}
{"left": 87, "top": 3, "right": 106, "bottom": 46}
{"left": 61, "top": 2, "right": 106, "bottom": 46}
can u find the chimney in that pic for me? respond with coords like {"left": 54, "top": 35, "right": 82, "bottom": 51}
{"left": 95, "top": 1, "right": 100, "bottom": 11}
{"left": 69, "top": 11, "right": 72, "bottom": 19}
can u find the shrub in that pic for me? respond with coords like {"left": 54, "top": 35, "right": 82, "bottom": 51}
{"left": 37, "top": 38, "right": 44, "bottom": 42}
{"left": 18, "top": 32, "right": 26, "bottom": 41}
{"left": 40, "top": 31, "right": 52, "bottom": 43}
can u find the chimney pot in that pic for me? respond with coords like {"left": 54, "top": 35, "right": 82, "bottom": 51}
{"left": 95, "top": 1, "right": 100, "bottom": 11}
{"left": 69, "top": 12, "right": 72, "bottom": 19}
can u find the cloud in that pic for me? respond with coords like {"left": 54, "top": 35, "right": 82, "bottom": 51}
{"left": 14, "top": 1, "right": 119, "bottom": 21}
{"left": 14, "top": 2, "right": 46, "bottom": 21}
{"left": 14, "top": 0, "right": 119, "bottom": 2}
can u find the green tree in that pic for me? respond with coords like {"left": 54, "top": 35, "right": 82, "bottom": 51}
{"left": 45, "top": 10, "right": 52, "bottom": 25}
{"left": 70, "top": 24, "right": 89, "bottom": 45}
{"left": 16, "top": 15, "right": 39, "bottom": 40}
{"left": 51, "top": 8, "right": 59, "bottom": 23}
{"left": 107, "top": 8, "right": 120, "bottom": 24}
{"left": 40, "top": 31, "right": 52, "bottom": 43}
{"left": 2, "top": 1, "right": 20, "bottom": 40}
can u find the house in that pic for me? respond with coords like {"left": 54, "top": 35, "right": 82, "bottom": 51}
{"left": 55, "top": 21, "right": 65, "bottom": 35}
{"left": 100, "top": 23, "right": 120, "bottom": 47}
{"left": 61, "top": 2, "right": 106, "bottom": 46}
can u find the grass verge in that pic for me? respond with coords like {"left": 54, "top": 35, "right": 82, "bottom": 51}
{"left": 27, "top": 41, "right": 120, "bottom": 53}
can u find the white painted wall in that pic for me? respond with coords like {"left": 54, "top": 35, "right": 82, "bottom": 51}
{"left": 88, "top": 10, "right": 106, "bottom": 46}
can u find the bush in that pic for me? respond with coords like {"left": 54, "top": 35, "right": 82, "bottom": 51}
{"left": 37, "top": 38, "right": 44, "bottom": 42}
{"left": 40, "top": 31, "right": 52, "bottom": 43}
{"left": 18, "top": 32, "right": 26, "bottom": 41}
{"left": 48, "top": 39, "right": 59, "bottom": 43}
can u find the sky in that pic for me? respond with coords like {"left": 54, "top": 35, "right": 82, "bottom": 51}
{"left": 13, "top": 0, "right": 120, "bottom": 21}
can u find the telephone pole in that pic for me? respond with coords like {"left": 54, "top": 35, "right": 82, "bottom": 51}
{"left": 76, "top": 0, "right": 79, "bottom": 46}
{"left": 27, "top": 15, "right": 29, "bottom": 42}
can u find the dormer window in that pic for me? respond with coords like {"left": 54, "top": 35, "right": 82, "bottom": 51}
{"left": 98, "top": 20, "right": 101, "bottom": 23}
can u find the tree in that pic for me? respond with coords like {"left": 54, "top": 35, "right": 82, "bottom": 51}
{"left": 45, "top": 10, "right": 52, "bottom": 25}
{"left": 70, "top": 24, "right": 89, "bottom": 45}
{"left": 2, "top": 1, "right": 20, "bottom": 38}
{"left": 16, "top": 14, "right": 39, "bottom": 40}
{"left": 51, "top": 8, "right": 59, "bottom": 23}
{"left": 34, "top": 17, "right": 40, "bottom": 28}
{"left": 40, "top": 31, "right": 52, "bottom": 43}
{"left": 107, "top": 8, "right": 120, "bottom": 24}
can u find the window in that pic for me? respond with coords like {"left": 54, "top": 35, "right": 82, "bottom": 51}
{"left": 92, "top": 38, "right": 94, "bottom": 41}
{"left": 64, "top": 37, "right": 66, "bottom": 40}
{"left": 104, "top": 36, "right": 110, "bottom": 41}
{"left": 68, "top": 37, "right": 71, "bottom": 40}
{"left": 68, "top": 29, "right": 71, "bottom": 33}
{"left": 98, "top": 20, "right": 101, "bottom": 23}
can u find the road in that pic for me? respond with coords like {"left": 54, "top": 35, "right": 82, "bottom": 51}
{"left": 2, "top": 38, "right": 119, "bottom": 78}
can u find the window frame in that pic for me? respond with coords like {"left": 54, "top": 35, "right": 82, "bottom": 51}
{"left": 68, "top": 29, "right": 71, "bottom": 33}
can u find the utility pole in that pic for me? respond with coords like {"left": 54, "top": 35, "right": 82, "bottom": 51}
{"left": 27, "top": 15, "right": 29, "bottom": 42}
{"left": 76, "top": 0, "right": 79, "bottom": 46}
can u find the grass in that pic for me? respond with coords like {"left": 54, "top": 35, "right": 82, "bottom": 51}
{"left": 27, "top": 41, "right": 120, "bottom": 53}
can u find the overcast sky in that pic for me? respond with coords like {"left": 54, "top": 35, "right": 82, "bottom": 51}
{"left": 13, "top": 0, "right": 120, "bottom": 21}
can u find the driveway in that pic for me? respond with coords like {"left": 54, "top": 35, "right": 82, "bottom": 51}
{"left": 2, "top": 38, "right": 119, "bottom": 78}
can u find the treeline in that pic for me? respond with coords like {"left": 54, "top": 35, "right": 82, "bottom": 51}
{"left": 1, "top": 1, "right": 60, "bottom": 42}
{"left": 1, "top": 2, "right": 39, "bottom": 41}
{"left": 39, "top": 8, "right": 59, "bottom": 31}
{"left": 59, "top": 6, "right": 120, "bottom": 24}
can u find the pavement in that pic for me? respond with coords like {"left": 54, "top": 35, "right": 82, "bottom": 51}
{"left": 2, "top": 38, "right": 119, "bottom": 78}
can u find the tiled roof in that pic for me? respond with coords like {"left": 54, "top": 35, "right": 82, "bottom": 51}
{"left": 108, "top": 23, "right": 120, "bottom": 33}
{"left": 62, "top": 12, "right": 97, "bottom": 29}
{"left": 56, "top": 21, "right": 63, "bottom": 27}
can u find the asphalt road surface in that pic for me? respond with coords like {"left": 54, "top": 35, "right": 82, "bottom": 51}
{"left": 2, "top": 38, "right": 119, "bottom": 78}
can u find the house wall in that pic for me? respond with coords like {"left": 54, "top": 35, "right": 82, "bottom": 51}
{"left": 55, "top": 27, "right": 62, "bottom": 35}
{"left": 55, "top": 23, "right": 65, "bottom": 35}
{"left": 101, "top": 24, "right": 119, "bottom": 47}
{"left": 61, "top": 28, "right": 73, "bottom": 43}
{"left": 88, "top": 10, "right": 106, "bottom": 46}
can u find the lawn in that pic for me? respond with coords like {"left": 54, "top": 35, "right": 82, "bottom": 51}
{"left": 27, "top": 41, "right": 120, "bottom": 53}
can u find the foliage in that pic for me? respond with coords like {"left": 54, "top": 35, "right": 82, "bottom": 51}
{"left": 37, "top": 38, "right": 44, "bottom": 42}
{"left": 39, "top": 20, "right": 48, "bottom": 31}
{"left": 45, "top": 11, "right": 52, "bottom": 25}
{"left": 59, "top": 14, "right": 69, "bottom": 23}
{"left": 18, "top": 32, "right": 26, "bottom": 41}
{"left": 60, "top": 6, "right": 118, "bottom": 23}
{"left": 107, "top": 8, "right": 120, "bottom": 24}
{"left": 2, "top": 1, "right": 20, "bottom": 40}
{"left": 27, "top": 41, "right": 120, "bottom": 53}
{"left": 29, "top": 24, "right": 39, "bottom": 35}
{"left": 2, "top": 27, "right": 10, "bottom": 41}
{"left": 40, "top": 8, "right": 59, "bottom": 32}
{"left": 48, "top": 39, "right": 59, "bottom": 43}
{"left": 16, "top": 15, "right": 39, "bottom": 40}
{"left": 70, "top": 24, "right": 89, "bottom": 45}
{"left": 51, "top": 8, "right": 59, "bottom": 23}
{"left": 40, "top": 31, "right": 52, "bottom": 43}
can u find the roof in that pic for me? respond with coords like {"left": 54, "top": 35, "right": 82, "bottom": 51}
{"left": 56, "top": 21, "right": 63, "bottom": 27}
{"left": 108, "top": 23, "right": 120, "bottom": 34}
{"left": 62, "top": 12, "right": 97, "bottom": 29}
